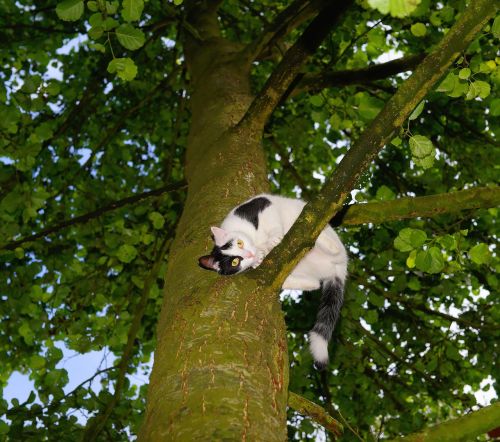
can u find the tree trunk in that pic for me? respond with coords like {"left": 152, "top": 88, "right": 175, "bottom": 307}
{"left": 139, "top": 8, "right": 288, "bottom": 441}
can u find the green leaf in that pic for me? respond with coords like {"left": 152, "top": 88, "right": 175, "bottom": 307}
{"left": 448, "top": 80, "right": 468, "bottom": 98}
{"left": 56, "top": 0, "right": 84, "bottom": 21}
{"left": 394, "top": 228, "right": 427, "bottom": 252}
{"left": 122, "top": 0, "right": 144, "bottom": 22}
{"left": 410, "top": 22, "right": 426, "bottom": 37}
{"left": 409, "top": 100, "right": 424, "bottom": 120}
{"left": 107, "top": 57, "right": 138, "bottom": 81}
{"left": 89, "top": 42, "right": 106, "bottom": 53}
{"left": 0, "top": 421, "right": 8, "bottom": 435}
{"left": 89, "top": 26, "right": 104, "bottom": 39}
{"left": 89, "top": 12, "right": 103, "bottom": 27}
{"left": 103, "top": 17, "right": 119, "bottom": 30}
{"left": 364, "top": 310, "right": 378, "bottom": 324}
{"left": 475, "top": 80, "right": 491, "bottom": 99}
{"left": 406, "top": 249, "right": 417, "bottom": 268}
{"left": 19, "top": 322, "right": 34, "bottom": 345}
{"left": 367, "top": 0, "right": 421, "bottom": 17}
{"left": 490, "top": 98, "right": 500, "bottom": 117}
{"left": 415, "top": 247, "right": 444, "bottom": 273}
{"left": 309, "top": 95, "right": 323, "bottom": 107}
{"left": 469, "top": 243, "right": 491, "bottom": 265}
{"left": 375, "top": 185, "right": 395, "bottom": 201}
{"left": 358, "top": 95, "right": 384, "bottom": 121}
{"left": 409, "top": 135, "right": 435, "bottom": 158}
{"left": 173, "top": 0, "right": 183, "bottom": 4}
{"left": 413, "top": 154, "right": 435, "bottom": 169}
{"left": 148, "top": 211, "right": 165, "bottom": 229}
{"left": 437, "top": 234, "right": 457, "bottom": 251}
{"left": 87, "top": 1, "right": 98, "bottom": 11}
{"left": 116, "top": 244, "right": 138, "bottom": 263}
{"left": 458, "top": 68, "right": 471, "bottom": 80}
{"left": 436, "top": 73, "right": 457, "bottom": 93}
{"left": 106, "top": 1, "right": 119, "bottom": 14}
{"left": 445, "top": 343, "right": 460, "bottom": 361}
{"left": 492, "top": 15, "right": 500, "bottom": 39}
{"left": 115, "top": 24, "right": 145, "bottom": 50}
{"left": 391, "top": 136, "right": 402, "bottom": 146}
{"left": 30, "top": 354, "right": 46, "bottom": 369}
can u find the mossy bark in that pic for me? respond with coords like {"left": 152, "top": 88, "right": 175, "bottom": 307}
{"left": 388, "top": 402, "right": 500, "bottom": 442}
{"left": 139, "top": 8, "right": 288, "bottom": 442}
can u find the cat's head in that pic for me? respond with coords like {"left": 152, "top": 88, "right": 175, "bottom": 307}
{"left": 198, "top": 227, "right": 258, "bottom": 275}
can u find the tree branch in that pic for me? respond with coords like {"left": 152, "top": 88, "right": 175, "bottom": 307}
{"left": 291, "top": 54, "right": 426, "bottom": 96}
{"left": 252, "top": 0, "right": 497, "bottom": 291}
{"left": 82, "top": 236, "right": 172, "bottom": 441}
{"left": 237, "top": 1, "right": 354, "bottom": 132}
{"left": 268, "top": 136, "right": 314, "bottom": 199}
{"left": 288, "top": 391, "right": 343, "bottom": 438}
{"left": 1, "top": 181, "right": 186, "bottom": 251}
{"left": 388, "top": 402, "right": 500, "bottom": 442}
{"left": 333, "top": 186, "right": 500, "bottom": 227}
{"left": 6, "top": 366, "right": 117, "bottom": 418}
{"left": 242, "top": 0, "right": 328, "bottom": 62}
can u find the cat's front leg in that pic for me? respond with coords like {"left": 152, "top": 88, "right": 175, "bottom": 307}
{"left": 251, "top": 248, "right": 266, "bottom": 268}
{"left": 252, "top": 229, "right": 284, "bottom": 268}
{"left": 252, "top": 248, "right": 266, "bottom": 269}
{"left": 265, "top": 227, "right": 284, "bottom": 250}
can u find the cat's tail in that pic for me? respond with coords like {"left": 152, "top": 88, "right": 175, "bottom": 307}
{"left": 309, "top": 277, "right": 344, "bottom": 370}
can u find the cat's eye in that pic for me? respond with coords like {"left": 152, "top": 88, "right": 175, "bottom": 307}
{"left": 237, "top": 240, "right": 244, "bottom": 248}
{"left": 231, "top": 258, "right": 239, "bottom": 266}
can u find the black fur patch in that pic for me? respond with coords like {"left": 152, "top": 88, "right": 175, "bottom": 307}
{"left": 312, "top": 277, "right": 344, "bottom": 342}
{"left": 234, "top": 197, "right": 271, "bottom": 229}
{"left": 210, "top": 245, "right": 242, "bottom": 275}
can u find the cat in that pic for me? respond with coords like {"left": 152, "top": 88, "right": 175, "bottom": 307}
{"left": 198, "top": 194, "right": 348, "bottom": 370}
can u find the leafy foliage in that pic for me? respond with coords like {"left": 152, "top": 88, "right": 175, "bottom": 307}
{"left": 0, "top": 0, "right": 498, "bottom": 440}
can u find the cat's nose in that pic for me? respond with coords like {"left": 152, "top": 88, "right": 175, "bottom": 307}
{"left": 245, "top": 251, "right": 255, "bottom": 258}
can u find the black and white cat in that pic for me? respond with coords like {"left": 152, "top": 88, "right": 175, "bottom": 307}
{"left": 198, "top": 194, "right": 348, "bottom": 369}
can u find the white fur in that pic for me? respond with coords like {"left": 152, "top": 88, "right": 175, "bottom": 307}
{"left": 308, "top": 331, "right": 329, "bottom": 364}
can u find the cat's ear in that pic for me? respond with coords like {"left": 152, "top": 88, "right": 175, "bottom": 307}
{"left": 198, "top": 255, "right": 219, "bottom": 272}
{"left": 210, "top": 226, "right": 228, "bottom": 245}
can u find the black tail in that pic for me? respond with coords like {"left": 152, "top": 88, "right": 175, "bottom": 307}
{"left": 309, "top": 277, "right": 344, "bottom": 370}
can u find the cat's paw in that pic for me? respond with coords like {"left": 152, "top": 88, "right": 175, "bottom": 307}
{"left": 270, "top": 235, "right": 283, "bottom": 246}
{"left": 251, "top": 249, "right": 266, "bottom": 268}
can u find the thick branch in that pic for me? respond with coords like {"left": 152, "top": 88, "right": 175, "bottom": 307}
{"left": 388, "top": 402, "right": 500, "bottom": 442}
{"left": 253, "top": 0, "right": 497, "bottom": 290}
{"left": 82, "top": 236, "right": 172, "bottom": 441}
{"left": 237, "top": 1, "right": 354, "bottom": 132}
{"left": 1, "top": 181, "right": 186, "bottom": 251}
{"left": 288, "top": 391, "right": 343, "bottom": 437}
{"left": 334, "top": 186, "right": 500, "bottom": 226}
{"left": 292, "top": 54, "right": 426, "bottom": 96}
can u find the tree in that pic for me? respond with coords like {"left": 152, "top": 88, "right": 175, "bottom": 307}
{"left": 0, "top": 0, "right": 499, "bottom": 440}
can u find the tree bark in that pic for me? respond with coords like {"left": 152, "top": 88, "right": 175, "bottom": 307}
{"left": 139, "top": 6, "right": 289, "bottom": 441}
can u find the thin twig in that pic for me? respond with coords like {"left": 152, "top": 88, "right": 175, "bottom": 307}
{"left": 1, "top": 181, "right": 186, "bottom": 251}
